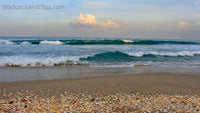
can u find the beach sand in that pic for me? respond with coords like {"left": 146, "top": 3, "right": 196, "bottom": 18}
{"left": 0, "top": 73, "right": 200, "bottom": 112}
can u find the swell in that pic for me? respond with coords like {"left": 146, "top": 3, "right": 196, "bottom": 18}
{"left": 1, "top": 51, "right": 200, "bottom": 67}
{"left": 0, "top": 39, "right": 199, "bottom": 45}
{"left": 80, "top": 51, "right": 200, "bottom": 62}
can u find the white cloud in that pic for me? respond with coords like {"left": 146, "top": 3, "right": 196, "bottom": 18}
{"left": 70, "top": 13, "right": 118, "bottom": 29}
{"left": 177, "top": 21, "right": 186, "bottom": 29}
{"left": 177, "top": 21, "right": 200, "bottom": 29}
{"left": 87, "top": 1, "right": 106, "bottom": 6}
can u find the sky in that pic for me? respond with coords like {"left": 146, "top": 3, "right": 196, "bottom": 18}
{"left": 0, "top": 0, "right": 200, "bottom": 39}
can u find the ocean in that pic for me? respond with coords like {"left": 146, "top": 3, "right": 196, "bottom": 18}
{"left": 0, "top": 37, "right": 200, "bottom": 82}
{"left": 1, "top": 37, "right": 200, "bottom": 68}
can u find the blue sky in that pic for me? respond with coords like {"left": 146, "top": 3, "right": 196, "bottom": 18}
{"left": 0, "top": 0, "right": 200, "bottom": 39}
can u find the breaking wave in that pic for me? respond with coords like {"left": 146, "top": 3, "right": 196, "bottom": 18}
{"left": 1, "top": 50, "right": 200, "bottom": 67}
{"left": 122, "top": 39, "right": 134, "bottom": 43}
{"left": 39, "top": 40, "right": 64, "bottom": 45}
{"left": 0, "top": 56, "right": 87, "bottom": 67}
{"left": 127, "top": 51, "right": 200, "bottom": 57}
{"left": 80, "top": 51, "right": 200, "bottom": 62}
{"left": 21, "top": 41, "right": 31, "bottom": 45}
{"left": 0, "top": 40, "right": 14, "bottom": 45}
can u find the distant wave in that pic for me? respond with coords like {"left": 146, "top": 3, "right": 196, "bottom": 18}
{"left": 21, "top": 41, "right": 31, "bottom": 45}
{"left": 0, "top": 39, "right": 199, "bottom": 45}
{"left": 122, "top": 39, "right": 134, "bottom": 43}
{"left": 127, "top": 51, "right": 200, "bottom": 57}
{"left": 0, "top": 39, "right": 14, "bottom": 45}
{"left": 39, "top": 40, "right": 64, "bottom": 45}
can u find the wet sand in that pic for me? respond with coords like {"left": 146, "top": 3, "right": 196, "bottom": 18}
{"left": 1, "top": 73, "right": 200, "bottom": 96}
{"left": 0, "top": 73, "right": 200, "bottom": 112}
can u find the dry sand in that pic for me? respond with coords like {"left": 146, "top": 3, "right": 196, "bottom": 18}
{"left": 0, "top": 73, "right": 200, "bottom": 112}
{"left": 1, "top": 73, "right": 200, "bottom": 96}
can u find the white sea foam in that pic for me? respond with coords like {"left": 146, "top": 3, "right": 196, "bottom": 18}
{"left": 127, "top": 51, "right": 200, "bottom": 57}
{"left": 21, "top": 41, "right": 31, "bottom": 45}
{"left": 92, "top": 63, "right": 150, "bottom": 68}
{"left": 0, "top": 56, "right": 85, "bottom": 67}
{"left": 91, "top": 64, "right": 135, "bottom": 67}
{"left": 0, "top": 40, "right": 14, "bottom": 45}
{"left": 39, "top": 40, "right": 63, "bottom": 45}
{"left": 122, "top": 39, "right": 133, "bottom": 43}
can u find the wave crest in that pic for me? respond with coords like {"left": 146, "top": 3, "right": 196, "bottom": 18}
{"left": 0, "top": 56, "right": 86, "bottom": 67}
{"left": 128, "top": 51, "right": 200, "bottom": 57}
{"left": 21, "top": 41, "right": 31, "bottom": 45}
{"left": 39, "top": 40, "right": 63, "bottom": 45}
{"left": 80, "top": 51, "right": 132, "bottom": 62}
{"left": 80, "top": 51, "right": 200, "bottom": 62}
{"left": 122, "top": 39, "right": 134, "bottom": 43}
{"left": 1, "top": 39, "right": 200, "bottom": 45}
{"left": 0, "top": 40, "right": 15, "bottom": 45}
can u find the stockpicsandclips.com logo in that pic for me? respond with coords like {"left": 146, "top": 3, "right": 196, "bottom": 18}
{"left": 1, "top": 4, "right": 65, "bottom": 10}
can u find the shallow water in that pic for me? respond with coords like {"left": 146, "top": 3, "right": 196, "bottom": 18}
{"left": 0, "top": 66, "right": 199, "bottom": 82}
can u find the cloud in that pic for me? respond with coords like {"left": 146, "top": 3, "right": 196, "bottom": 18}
{"left": 177, "top": 21, "right": 200, "bottom": 29}
{"left": 87, "top": 1, "right": 106, "bottom": 6}
{"left": 70, "top": 13, "right": 118, "bottom": 29}
{"left": 177, "top": 21, "right": 187, "bottom": 29}
{"left": 196, "top": 22, "right": 200, "bottom": 26}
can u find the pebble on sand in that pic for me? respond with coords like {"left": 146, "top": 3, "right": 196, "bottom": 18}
{"left": 0, "top": 91, "right": 200, "bottom": 112}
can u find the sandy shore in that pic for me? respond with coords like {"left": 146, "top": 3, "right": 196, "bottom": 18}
{"left": 1, "top": 73, "right": 200, "bottom": 112}
{"left": 1, "top": 73, "right": 200, "bottom": 96}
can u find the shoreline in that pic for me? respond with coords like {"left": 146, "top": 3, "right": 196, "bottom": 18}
{"left": 1, "top": 66, "right": 200, "bottom": 82}
{"left": 1, "top": 73, "right": 200, "bottom": 96}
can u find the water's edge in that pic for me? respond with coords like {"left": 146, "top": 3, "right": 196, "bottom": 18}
{"left": 0, "top": 66, "right": 199, "bottom": 82}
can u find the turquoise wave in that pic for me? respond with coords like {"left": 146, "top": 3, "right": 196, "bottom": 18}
{"left": 80, "top": 51, "right": 200, "bottom": 62}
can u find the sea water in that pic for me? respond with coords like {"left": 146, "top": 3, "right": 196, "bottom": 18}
{"left": 0, "top": 37, "right": 200, "bottom": 82}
